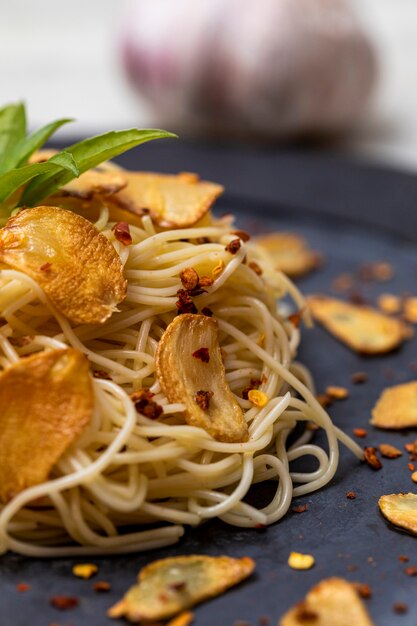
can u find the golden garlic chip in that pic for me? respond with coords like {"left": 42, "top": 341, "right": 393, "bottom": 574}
{"left": 253, "top": 232, "right": 320, "bottom": 278}
{"left": 106, "top": 171, "right": 224, "bottom": 228}
{"left": 0, "top": 348, "right": 93, "bottom": 503}
{"left": 108, "top": 555, "right": 255, "bottom": 623}
{"left": 0, "top": 206, "right": 127, "bottom": 324}
{"left": 52, "top": 168, "right": 127, "bottom": 200}
{"left": 371, "top": 382, "right": 417, "bottom": 429}
{"left": 156, "top": 314, "right": 249, "bottom": 443}
{"left": 280, "top": 577, "right": 375, "bottom": 626}
{"left": 308, "top": 295, "right": 409, "bottom": 354}
{"left": 379, "top": 493, "right": 417, "bottom": 535}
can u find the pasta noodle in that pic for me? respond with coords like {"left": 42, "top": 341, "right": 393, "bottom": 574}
{"left": 0, "top": 211, "right": 363, "bottom": 557}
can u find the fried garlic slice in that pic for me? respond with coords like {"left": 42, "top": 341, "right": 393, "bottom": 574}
{"left": 253, "top": 232, "right": 320, "bottom": 278}
{"left": 371, "top": 382, "right": 417, "bottom": 429}
{"left": 108, "top": 555, "right": 255, "bottom": 623}
{"left": 0, "top": 348, "right": 93, "bottom": 503}
{"left": 0, "top": 206, "right": 127, "bottom": 324}
{"left": 106, "top": 171, "right": 224, "bottom": 228}
{"left": 280, "top": 577, "right": 375, "bottom": 626}
{"left": 379, "top": 493, "right": 417, "bottom": 535}
{"left": 52, "top": 168, "right": 127, "bottom": 200}
{"left": 308, "top": 295, "right": 409, "bottom": 354}
{"left": 156, "top": 314, "right": 248, "bottom": 443}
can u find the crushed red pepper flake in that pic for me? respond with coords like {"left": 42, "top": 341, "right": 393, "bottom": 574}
{"left": 363, "top": 447, "right": 382, "bottom": 470}
{"left": 242, "top": 378, "right": 262, "bottom": 400}
{"left": 288, "top": 310, "right": 303, "bottom": 328}
{"left": 248, "top": 261, "right": 262, "bottom": 275}
{"left": 316, "top": 393, "right": 332, "bottom": 408}
{"left": 398, "top": 555, "right": 410, "bottom": 563}
{"left": 352, "top": 583, "right": 372, "bottom": 599}
{"left": 352, "top": 372, "right": 368, "bottom": 384}
{"left": 180, "top": 267, "right": 199, "bottom": 291}
{"left": 50, "top": 595, "right": 79, "bottom": 610}
{"left": 405, "top": 566, "right": 417, "bottom": 577}
{"left": 176, "top": 289, "right": 198, "bottom": 315}
{"left": 353, "top": 428, "right": 368, "bottom": 438}
{"left": 225, "top": 238, "right": 241, "bottom": 255}
{"left": 131, "top": 389, "right": 163, "bottom": 420}
{"left": 199, "top": 276, "right": 214, "bottom": 287}
{"left": 112, "top": 221, "right": 132, "bottom": 246}
{"left": 40, "top": 261, "right": 52, "bottom": 271}
{"left": 292, "top": 504, "right": 308, "bottom": 514}
{"left": 9, "top": 335, "right": 34, "bottom": 347}
{"left": 393, "top": 602, "right": 408, "bottom": 614}
{"left": 92, "top": 369, "right": 112, "bottom": 380}
{"left": 201, "top": 307, "right": 213, "bottom": 317}
{"left": 379, "top": 444, "right": 402, "bottom": 459}
{"left": 408, "top": 463, "right": 415, "bottom": 472}
{"left": 346, "top": 491, "right": 357, "bottom": 500}
{"left": 192, "top": 347, "right": 210, "bottom": 363}
{"left": 16, "top": 583, "right": 31, "bottom": 592}
{"left": 194, "top": 390, "right": 213, "bottom": 411}
{"left": 93, "top": 581, "right": 111, "bottom": 592}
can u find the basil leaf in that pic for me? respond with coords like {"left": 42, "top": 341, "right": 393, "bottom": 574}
{"left": 0, "top": 152, "right": 79, "bottom": 204}
{"left": 14, "top": 118, "right": 74, "bottom": 167}
{"left": 22, "top": 128, "right": 177, "bottom": 206}
{"left": 0, "top": 103, "right": 27, "bottom": 173}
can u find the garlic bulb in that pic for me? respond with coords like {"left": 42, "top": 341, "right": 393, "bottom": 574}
{"left": 120, "top": 0, "right": 376, "bottom": 138}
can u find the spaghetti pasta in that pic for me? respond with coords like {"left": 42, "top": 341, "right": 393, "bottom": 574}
{"left": 0, "top": 209, "right": 363, "bottom": 557}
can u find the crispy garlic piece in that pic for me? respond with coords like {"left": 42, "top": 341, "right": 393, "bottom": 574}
{"left": 0, "top": 348, "right": 93, "bottom": 503}
{"left": 308, "top": 295, "right": 409, "bottom": 354}
{"left": 108, "top": 555, "right": 255, "bottom": 623}
{"left": 252, "top": 232, "right": 320, "bottom": 278}
{"left": 379, "top": 493, "right": 417, "bottom": 535}
{"left": 106, "top": 171, "right": 224, "bottom": 228}
{"left": 0, "top": 206, "right": 127, "bottom": 324}
{"left": 280, "top": 577, "right": 375, "bottom": 626}
{"left": 52, "top": 168, "right": 127, "bottom": 200}
{"left": 371, "top": 381, "right": 417, "bottom": 429}
{"left": 156, "top": 314, "right": 248, "bottom": 443}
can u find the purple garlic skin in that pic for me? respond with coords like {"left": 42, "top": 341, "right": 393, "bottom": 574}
{"left": 120, "top": 0, "right": 377, "bottom": 138}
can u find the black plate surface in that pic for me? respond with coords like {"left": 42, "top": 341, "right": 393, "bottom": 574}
{"left": 1, "top": 142, "right": 417, "bottom": 626}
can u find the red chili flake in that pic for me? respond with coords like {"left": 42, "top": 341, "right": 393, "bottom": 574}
{"left": 169, "top": 581, "right": 187, "bottom": 592}
{"left": 353, "top": 582, "right": 372, "bottom": 599}
{"left": 16, "top": 583, "right": 31, "bottom": 592}
{"left": 408, "top": 463, "right": 415, "bottom": 472}
{"left": 363, "top": 447, "right": 382, "bottom": 470}
{"left": 131, "top": 389, "right": 163, "bottom": 420}
{"left": 199, "top": 275, "right": 214, "bottom": 287}
{"left": 112, "top": 221, "right": 132, "bottom": 246}
{"left": 353, "top": 428, "right": 368, "bottom": 438}
{"left": 9, "top": 335, "right": 34, "bottom": 347}
{"left": 180, "top": 267, "right": 199, "bottom": 291}
{"left": 347, "top": 291, "right": 367, "bottom": 305}
{"left": 158, "top": 592, "right": 169, "bottom": 603}
{"left": 292, "top": 504, "right": 308, "bottom": 514}
{"left": 393, "top": 602, "right": 408, "bottom": 614}
{"left": 351, "top": 372, "right": 368, "bottom": 384}
{"left": 93, "top": 581, "right": 111, "bottom": 592}
{"left": 346, "top": 491, "right": 357, "bottom": 500}
{"left": 288, "top": 310, "right": 303, "bottom": 328}
{"left": 404, "top": 566, "right": 417, "bottom": 577}
{"left": 50, "top": 595, "right": 79, "bottom": 610}
{"left": 176, "top": 289, "right": 198, "bottom": 315}
{"left": 249, "top": 261, "right": 263, "bottom": 275}
{"left": 40, "top": 262, "right": 52, "bottom": 271}
{"left": 196, "top": 236, "right": 210, "bottom": 244}
{"left": 92, "top": 369, "right": 112, "bottom": 380}
{"left": 192, "top": 347, "right": 210, "bottom": 363}
{"left": 316, "top": 393, "right": 332, "bottom": 408}
{"left": 398, "top": 555, "right": 409, "bottom": 563}
{"left": 194, "top": 390, "right": 213, "bottom": 411}
{"left": 225, "top": 238, "right": 241, "bottom": 254}
{"left": 242, "top": 378, "right": 262, "bottom": 400}
{"left": 255, "top": 523, "right": 267, "bottom": 530}
{"left": 201, "top": 307, "right": 213, "bottom": 317}
{"left": 187, "top": 287, "right": 207, "bottom": 297}
{"left": 232, "top": 230, "right": 251, "bottom": 242}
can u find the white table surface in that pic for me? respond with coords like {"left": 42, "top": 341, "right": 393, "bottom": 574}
{"left": 1, "top": 0, "right": 416, "bottom": 171}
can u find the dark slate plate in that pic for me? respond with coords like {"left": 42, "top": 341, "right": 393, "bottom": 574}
{"left": 1, "top": 142, "right": 417, "bottom": 626}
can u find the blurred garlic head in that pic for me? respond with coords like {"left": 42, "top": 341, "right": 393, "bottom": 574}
{"left": 120, "top": 0, "right": 376, "bottom": 138}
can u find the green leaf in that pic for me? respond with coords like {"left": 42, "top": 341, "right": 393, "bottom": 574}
{"left": 22, "top": 128, "right": 177, "bottom": 206}
{"left": 0, "top": 103, "right": 27, "bottom": 173}
{"left": 14, "top": 118, "right": 74, "bottom": 168}
{"left": 0, "top": 152, "right": 79, "bottom": 204}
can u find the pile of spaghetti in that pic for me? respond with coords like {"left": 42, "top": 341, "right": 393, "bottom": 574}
{"left": 0, "top": 164, "right": 363, "bottom": 557}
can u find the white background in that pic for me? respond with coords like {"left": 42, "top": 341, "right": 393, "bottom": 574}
{"left": 1, "top": 0, "right": 416, "bottom": 170}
